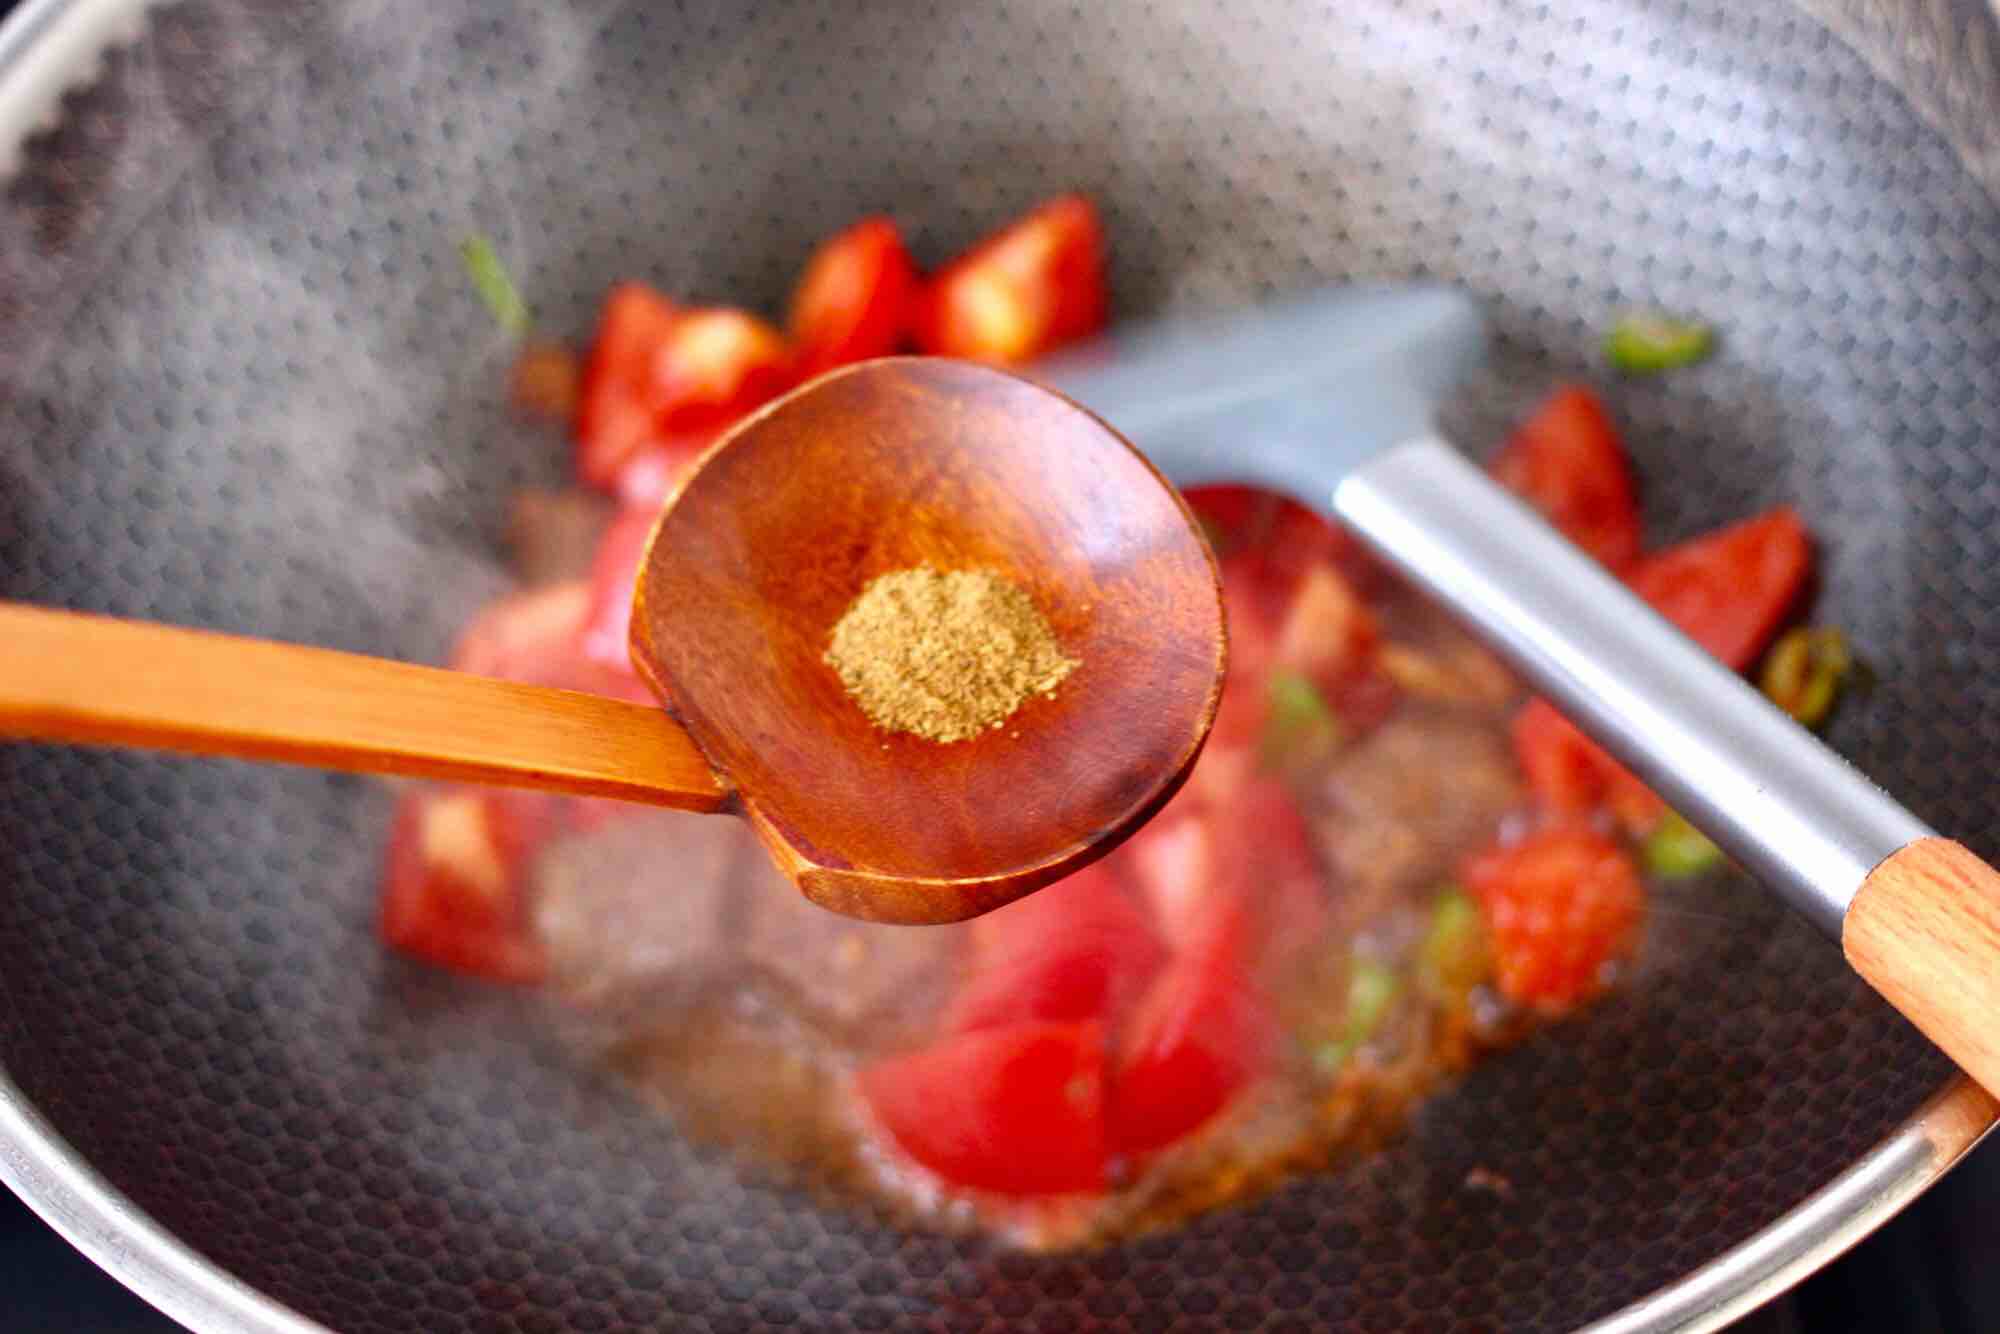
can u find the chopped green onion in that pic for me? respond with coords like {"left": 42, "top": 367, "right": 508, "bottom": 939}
{"left": 1418, "top": 886, "right": 1486, "bottom": 996}
{"left": 1314, "top": 958, "right": 1400, "bottom": 1075}
{"left": 1605, "top": 313, "right": 1715, "bottom": 375}
{"left": 1759, "top": 627, "right": 1853, "bottom": 728}
{"left": 461, "top": 234, "right": 530, "bottom": 338}
{"left": 1642, "top": 810, "right": 1724, "bottom": 878}
{"left": 1260, "top": 669, "right": 1345, "bottom": 770}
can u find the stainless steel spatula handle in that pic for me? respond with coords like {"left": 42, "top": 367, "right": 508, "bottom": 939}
{"left": 1337, "top": 435, "right": 1927, "bottom": 938}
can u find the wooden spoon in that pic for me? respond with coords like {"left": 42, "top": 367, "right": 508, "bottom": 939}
{"left": 0, "top": 359, "right": 1225, "bottom": 925}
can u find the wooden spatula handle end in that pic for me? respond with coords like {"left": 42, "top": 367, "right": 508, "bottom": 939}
{"left": 1845, "top": 837, "right": 2000, "bottom": 1097}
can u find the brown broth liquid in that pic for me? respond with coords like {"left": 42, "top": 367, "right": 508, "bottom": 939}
{"left": 522, "top": 548, "right": 1560, "bottom": 1251}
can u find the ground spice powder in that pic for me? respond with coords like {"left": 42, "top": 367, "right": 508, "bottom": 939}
{"left": 825, "top": 567, "right": 1078, "bottom": 742}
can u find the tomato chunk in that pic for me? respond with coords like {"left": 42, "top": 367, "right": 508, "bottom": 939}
{"left": 379, "top": 788, "right": 552, "bottom": 983}
{"left": 612, "top": 434, "right": 718, "bottom": 511}
{"left": 946, "top": 864, "right": 1165, "bottom": 1032}
{"left": 1510, "top": 698, "right": 1665, "bottom": 834}
{"left": 1112, "top": 801, "right": 1215, "bottom": 948}
{"left": 915, "top": 194, "right": 1108, "bottom": 365}
{"left": 1464, "top": 826, "right": 1644, "bottom": 1012}
{"left": 1119, "top": 775, "right": 1327, "bottom": 967}
{"left": 788, "top": 217, "right": 920, "bottom": 376}
{"left": 1108, "top": 924, "right": 1277, "bottom": 1157}
{"left": 1206, "top": 775, "right": 1332, "bottom": 972}
{"left": 577, "top": 507, "right": 660, "bottom": 680}
{"left": 450, "top": 581, "right": 653, "bottom": 705}
{"left": 858, "top": 1021, "right": 1107, "bottom": 1195}
{"left": 1625, "top": 508, "right": 1811, "bottom": 671}
{"left": 648, "top": 307, "right": 794, "bottom": 433}
{"left": 1490, "top": 386, "right": 1642, "bottom": 569}
{"left": 1512, "top": 508, "right": 1812, "bottom": 830}
{"left": 575, "top": 283, "right": 680, "bottom": 490}
{"left": 575, "top": 289, "right": 793, "bottom": 492}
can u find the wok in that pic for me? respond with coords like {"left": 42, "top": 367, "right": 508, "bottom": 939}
{"left": 2, "top": 1, "right": 1998, "bottom": 1330}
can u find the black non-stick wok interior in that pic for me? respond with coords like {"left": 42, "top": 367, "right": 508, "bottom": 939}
{"left": 3, "top": 2, "right": 1998, "bottom": 1330}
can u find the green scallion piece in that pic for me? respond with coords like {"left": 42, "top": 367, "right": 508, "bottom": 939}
{"left": 1605, "top": 313, "right": 1715, "bottom": 375}
{"left": 1315, "top": 957, "right": 1401, "bottom": 1075}
{"left": 1642, "top": 810, "right": 1724, "bottom": 878}
{"left": 1260, "top": 669, "right": 1345, "bottom": 771}
{"left": 1418, "top": 886, "right": 1486, "bottom": 996}
{"left": 461, "top": 234, "right": 530, "bottom": 338}
{"left": 1759, "top": 627, "right": 1853, "bottom": 729}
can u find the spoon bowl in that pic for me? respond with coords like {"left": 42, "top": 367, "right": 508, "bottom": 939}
{"left": 632, "top": 357, "right": 1226, "bottom": 923}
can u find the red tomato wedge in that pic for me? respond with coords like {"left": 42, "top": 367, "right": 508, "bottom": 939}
{"left": 1108, "top": 924, "right": 1278, "bottom": 1158}
{"left": 1490, "top": 386, "right": 1643, "bottom": 569}
{"left": 788, "top": 217, "right": 921, "bottom": 377}
{"left": 578, "top": 507, "right": 659, "bottom": 680}
{"left": 575, "top": 289, "right": 793, "bottom": 492}
{"left": 915, "top": 194, "right": 1108, "bottom": 366}
{"left": 379, "top": 787, "right": 553, "bottom": 983}
{"left": 946, "top": 864, "right": 1165, "bottom": 1033}
{"left": 1464, "top": 825, "right": 1644, "bottom": 1012}
{"left": 1511, "top": 699, "right": 1665, "bottom": 834}
{"left": 1112, "top": 801, "right": 1215, "bottom": 950}
{"left": 1118, "top": 775, "right": 1327, "bottom": 972}
{"left": 575, "top": 283, "right": 680, "bottom": 490}
{"left": 858, "top": 1021, "right": 1107, "bottom": 1195}
{"left": 1206, "top": 775, "right": 1332, "bottom": 972}
{"left": 1512, "top": 508, "right": 1812, "bottom": 830}
{"left": 1625, "top": 508, "right": 1812, "bottom": 670}
{"left": 647, "top": 307, "right": 794, "bottom": 434}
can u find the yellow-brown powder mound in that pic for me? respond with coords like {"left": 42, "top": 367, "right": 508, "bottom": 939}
{"left": 824, "top": 567, "right": 1078, "bottom": 743}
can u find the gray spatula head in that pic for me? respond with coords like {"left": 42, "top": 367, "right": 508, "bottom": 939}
{"left": 1038, "top": 284, "right": 1487, "bottom": 501}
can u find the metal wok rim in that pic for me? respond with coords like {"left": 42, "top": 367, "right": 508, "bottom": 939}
{"left": 0, "top": 2, "right": 1991, "bottom": 1331}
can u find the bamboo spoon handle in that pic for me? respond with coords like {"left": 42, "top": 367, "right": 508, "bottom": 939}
{"left": 0, "top": 602, "right": 728, "bottom": 810}
{"left": 1844, "top": 839, "right": 2000, "bottom": 1099}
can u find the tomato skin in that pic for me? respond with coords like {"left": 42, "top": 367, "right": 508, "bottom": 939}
{"left": 915, "top": 194, "right": 1108, "bottom": 365}
{"left": 1464, "top": 825, "right": 1644, "bottom": 1012}
{"left": 1490, "top": 386, "right": 1642, "bottom": 569}
{"left": 1108, "top": 923, "right": 1277, "bottom": 1158}
{"left": 946, "top": 864, "right": 1165, "bottom": 1032}
{"left": 788, "top": 217, "right": 921, "bottom": 376}
{"left": 1625, "top": 508, "right": 1811, "bottom": 671}
{"left": 379, "top": 787, "right": 552, "bottom": 983}
{"left": 858, "top": 1021, "right": 1108, "bottom": 1195}
{"left": 575, "top": 284, "right": 681, "bottom": 490}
